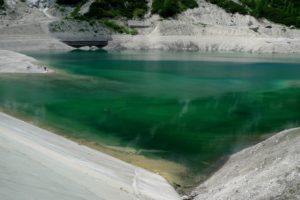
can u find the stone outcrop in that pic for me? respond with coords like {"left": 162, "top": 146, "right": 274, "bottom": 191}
{"left": 26, "top": 0, "right": 54, "bottom": 8}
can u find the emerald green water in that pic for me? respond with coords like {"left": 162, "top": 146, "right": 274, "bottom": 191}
{"left": 1, "top": 50, "right": 300, "bottom": 179}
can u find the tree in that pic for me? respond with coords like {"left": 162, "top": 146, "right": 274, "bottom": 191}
{"left": 254, "top": 0, "right": 267, "bottom": 17}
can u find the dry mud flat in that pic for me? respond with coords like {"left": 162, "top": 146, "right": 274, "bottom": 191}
{"left": 192, "top": 128, "right": 300, "bottom": 200}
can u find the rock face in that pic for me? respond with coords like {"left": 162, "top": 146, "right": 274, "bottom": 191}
{"left": 192, "top": 128, "right": 300, "bottom": 200}
{"left": 2, "top": 0, "right": 300, "bottom": 52}
{"left": 49, "top": 20, "right": 111, "bottom": 48}
{"left": 26, "top": 0, "right": 54, "bottom": 8}
{"left": 49, "top": 20, "right": 111, "bottom": 41}
{"left": 4, "top": 0, "right": 54, "bottom": 8}
{"left": 0, "top": 0, "right": 72, "bottom": 51}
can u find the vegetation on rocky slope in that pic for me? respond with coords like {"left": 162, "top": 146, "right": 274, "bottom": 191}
{"left": 56, "top": 0, "right": 299, "bottom": 28}
{"left": 102, "top": 20, "right": 138, "bottom": 34}
{"left": 84, "top": 0, "right": 198, "bottom": 19}
{"left": 0, "top": 0, "right": 4, "bottom": 9}
{"left": 244, "top": 0, "right": 300, "bottom": 27}
{"left": 207, "top": 0, "right": 248, "bottom": 14}
{"left": 61, "top": 0, "right": 198, "bottom": 19}
{"left": 152, "top": 0, "right": 198, "bottom": 18}
{"left": 208, "top": 0, "right": 300, "bottom": 27}
{"left": 56, "top": 0, "right": 85, "bottom": 5}
{"left": 59, "top": 0, "right": 198, "bottom": 33}
{"left": 85, "top": 0, "right": 148, "bottom": 19}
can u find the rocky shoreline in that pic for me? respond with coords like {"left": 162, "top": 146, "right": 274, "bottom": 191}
{"left": 105, "top": 0, "right": 300, "bottom": 53}
{"left": 0, "top": 0, "right": 300, "bottom": 53}
{"left": 0, "top": 1, "right": 300, "bottom": 199}
{"left": 190, "top": 128, "right": 300, "bottom": 200}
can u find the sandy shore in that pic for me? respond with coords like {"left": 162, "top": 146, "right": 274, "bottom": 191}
{"left": 0, "top": 49, "right": 52, "bottom": 73}
{"left": 0, "top": 112, "right": 180, "bottom": 200}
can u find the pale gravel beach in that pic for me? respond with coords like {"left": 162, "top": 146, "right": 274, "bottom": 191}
{"left": 0, "top": 112, "right": 180, "bottom": 200}
{"left": 0, "top": 49, "right": 53, "bottom": 73}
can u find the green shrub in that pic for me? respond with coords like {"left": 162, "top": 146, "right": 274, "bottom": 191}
{"left": 133, "top": 8, "right": 147, "bottom": 18}
{"left": 208, "top": 0, "right": 300, "bottom": 28}
{"left": 243, "top": 0, "right": 300, "bottom": 28}
{"left": 0, "top": 0, "right": 4, "bottom": 9}
{"left": 207, "top": 0, "right": 248, "bottom": 15}
{"left": 70, "top": 5, "right": 81, "bottom": 18}
{"left": 161, "top": 0, "right": 181, "bottom": 18}
{"left": 56, "top": 0, "right": 86, "bottom": 5}
{"left": 85, "top": 0, "right": 148, "bottom": 19}
{"left": 184, "top": 0, "right": 198, "bottom": 8}
{"left": 102, "top": 20, "right": 138, "bottom": 35}
{"left": 152, "top": 0, "right": 198, "bottom": 18}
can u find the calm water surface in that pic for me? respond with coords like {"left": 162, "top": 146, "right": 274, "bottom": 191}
{"left": 1, "top": 50, "right": 300, "bottom": 185}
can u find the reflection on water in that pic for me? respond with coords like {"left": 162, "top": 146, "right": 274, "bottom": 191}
{"left": 1, "top": 50, "right": 300, "bottom": 189}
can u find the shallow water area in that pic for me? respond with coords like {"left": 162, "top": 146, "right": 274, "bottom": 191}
{"left": 2, "top": 50, "right": 300, "bottom": 192}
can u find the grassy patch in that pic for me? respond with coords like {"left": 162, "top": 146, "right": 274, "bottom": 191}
{"left": 243, "top": 0, "right": 300, "bottom": 28}
{"left": 56, "top": 0, "right": 87, "bottom": 5}
{"left": 85, "top": 0, "right": 197, "bottom": 19}
{"left": 102, "top": 20, "right": 138, "bottom": 35}
{"left": 84, "top": 0, "right": 148, "bottom": 19}
{"left": 207, "top": 0, "right": 248, "bottom": 15}
{"left": 152, "top": 0, "right": 198, "bottom": 18}
{"left": 0, "top": 0, "right": 4, "bottom": 9}
{"left": 208, "top": 0, "right": 300, "bottom": 28}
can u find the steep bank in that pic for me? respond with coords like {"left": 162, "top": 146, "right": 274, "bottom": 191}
{"left": 0, "top": 112, "right": 180, "bottom": 200}
{"left": 0, "top": 0, "right": 300, "bottom": 53}
{"left": 191, "top": 128, "right": 300, "bottom": 200}
{"left": 0, "top": 1, "right": 70, "bottom": 51}
{"left": 105, "top": 0, "right": 300, "bottom": 53}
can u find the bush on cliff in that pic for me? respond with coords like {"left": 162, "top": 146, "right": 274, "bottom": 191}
{"left": 208, "top": 0, "right": 300, "bottom": 28}
{"left": 207, "top": 0, "right": 248, "bottom": 14}
{"left": 152, "top": 0, "right": 198, "bottom": 18}
{"left": 245, "top": 0, "right": 300, "bottom": 28}
{"left": 0, "top": 0, "right": 4, "bottom": 9}
{"left": 85, "top": 0, "right": 148, "bottom": 19}
{"left": 56, "top": 0, "right": 86, "bottom": 5}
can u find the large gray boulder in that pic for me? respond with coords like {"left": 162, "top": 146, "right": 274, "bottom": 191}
{"left": 26, "top": 0, "right": 54, "bottom": 8}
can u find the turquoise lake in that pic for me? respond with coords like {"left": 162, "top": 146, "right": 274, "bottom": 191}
{"left": 1, "top": 50, "right": 300, "bottom": 188}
